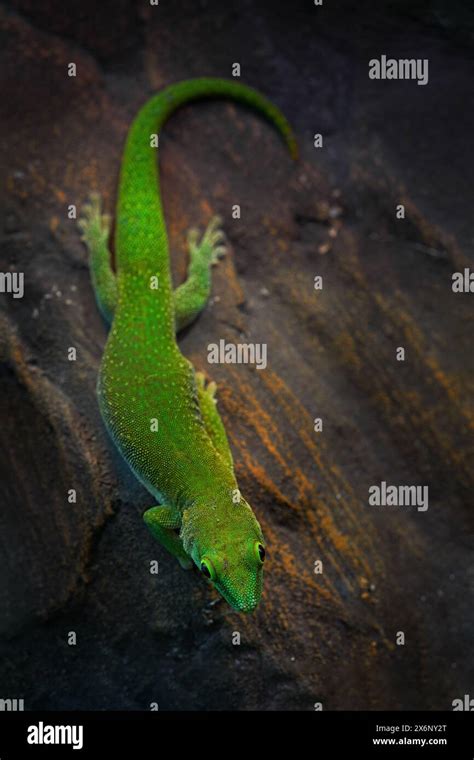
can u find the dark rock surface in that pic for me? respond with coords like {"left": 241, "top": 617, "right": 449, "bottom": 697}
{"left": 0, "top": 0, "right": 473, "bottom": 709}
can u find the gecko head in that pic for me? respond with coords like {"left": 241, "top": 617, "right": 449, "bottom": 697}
{"left": 188, "top": 499, "right": 266, "bottom": 613}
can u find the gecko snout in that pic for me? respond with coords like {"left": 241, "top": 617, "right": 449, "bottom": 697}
{"left": 199, "top": 538, "right": 265, "bottom": 613}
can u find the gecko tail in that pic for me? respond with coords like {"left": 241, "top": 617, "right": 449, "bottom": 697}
{"left": 141, "top": 77, "right": 298, "bottom": 160}
{"left": 116, "top": 78, "right": 297, "bottom": 272}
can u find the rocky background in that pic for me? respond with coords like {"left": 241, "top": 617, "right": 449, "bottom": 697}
{"left": 0, "top": 0, "right": 473, "bottom": 710}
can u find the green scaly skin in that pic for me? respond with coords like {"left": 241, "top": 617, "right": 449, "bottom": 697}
{"left": 78, "top": 78, "right": 296, "bottom": 613}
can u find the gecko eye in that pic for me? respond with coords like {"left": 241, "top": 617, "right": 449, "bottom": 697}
{"left": 255, "top": 542, "right": 266, "bottom": 563}
{"left": 200, "top": 558, "right": 216, "bottom": 581}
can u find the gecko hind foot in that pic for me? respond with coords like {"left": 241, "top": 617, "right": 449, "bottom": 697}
{"left": 78, "top": 191, "right": 116, "bottom": 324}
{"left": 188, "top": 215, "right": 226, "bottom": 267}
{"left": 78, "top": 192, "right": 111, "bottom": 245}
{"left": 173, "top": 216, "right": 227, "bottom": 332}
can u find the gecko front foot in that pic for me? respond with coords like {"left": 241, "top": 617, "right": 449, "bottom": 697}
{"left": 195, "top": 371, "right": 217, "bottom": 403}
{"left": 195, "top": 371, "right": 234, "bottom": 470}
{"left": 143, "top": 505, "right": 193, "bottom": 570}
{"left": 187, "top": 214, "right": 226, "bottom": 267}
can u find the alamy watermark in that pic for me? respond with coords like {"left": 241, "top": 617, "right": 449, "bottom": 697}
{"left": 452, "top": 694, "right": 474, "bottom": 710}
{"left": 0, "top": 272, "right": 24, "bottom": 298}
{"left": 207, "top": 339, "right": 267, "bottom": 370}
{"left": 452, "top": 268, "right": 473, "bottom": 292}
{"left": 369, "top": 55, "right": 429, "bottom": 86}
{"left": 369, "top": 481, "right": 429, "bottom": 512}
{"left": 0, "top": 698, "right": 24, "bottom": 711}
{"left": 27, "top": 722, "right": 83, "bottom": 750}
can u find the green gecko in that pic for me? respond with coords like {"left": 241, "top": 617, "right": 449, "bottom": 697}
{"left": 78, "top": 78, "right": 296, "bottom": 613}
